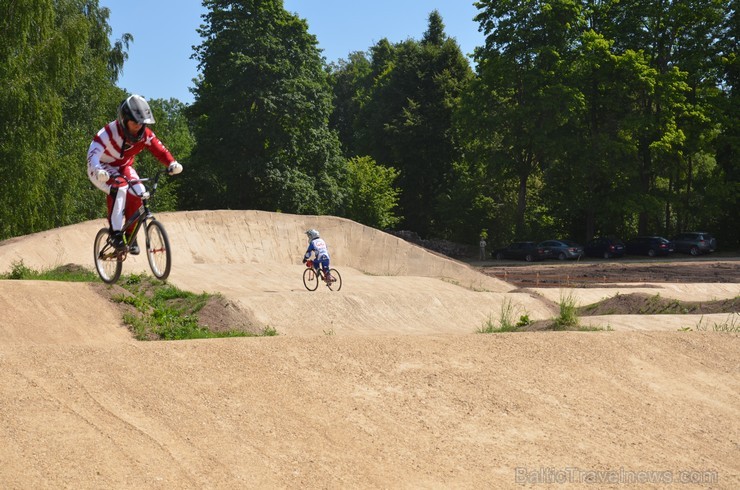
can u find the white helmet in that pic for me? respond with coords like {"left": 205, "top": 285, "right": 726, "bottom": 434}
{"left": 117, "top": 94, "right": 155, "bottom": 143}
{"left": 306, "top": 229, "right": 320, "bottom": 240}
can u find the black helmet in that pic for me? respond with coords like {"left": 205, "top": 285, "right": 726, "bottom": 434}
{"left": 117, "top": 94, "right": 155, "bottom": 143}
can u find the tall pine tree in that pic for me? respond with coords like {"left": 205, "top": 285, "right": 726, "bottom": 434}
{"left": 185, "top": 0, "right": 344, "bottom": 214}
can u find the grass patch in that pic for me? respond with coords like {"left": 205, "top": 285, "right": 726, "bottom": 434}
{"left": 694, "top": 313, "right": 740, "bottom": 333}
{"left": 477, "top": 298, "right": 531, "bottom": 333}
{"left": 1, "top": 260, "right": 98, "bottom": 282}
{"left": 576, "top": 324, "right": 613, "bottom": 332}
{"left": 112, "top": 274, "right": 268, "bottom": 340}
{"left": 2, "top": 261, "right": 272, "bottom": 340}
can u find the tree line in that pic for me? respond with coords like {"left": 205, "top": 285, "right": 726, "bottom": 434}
{"left": 1, "top": 0, "right": 737, "bottom": 250}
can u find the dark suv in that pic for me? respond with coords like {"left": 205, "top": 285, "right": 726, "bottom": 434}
{"left": 671, "top": 232, "right": 717, "bottom": 256}
{"left": 493, "top": 242, "right": 550, "bottom": 262}
{"left": 625, "top": 236, "right": 674, "bottom": 257}
{"left": 584, "top": 237, "right": 626, "bottom": 259}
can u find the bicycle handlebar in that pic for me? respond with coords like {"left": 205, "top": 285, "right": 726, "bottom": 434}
{"left": 110, "top": 169, "right": 166, "bottom": 198}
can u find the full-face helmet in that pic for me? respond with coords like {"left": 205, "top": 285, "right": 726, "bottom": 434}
{"left": 117, "top": 94, "right": 155, "bottom": 143}
{"left": 306, "top": 229, "right": 320, "bottom": 240}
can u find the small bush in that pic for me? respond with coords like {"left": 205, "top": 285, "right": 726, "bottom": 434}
{"left": 554, "top": 290, "right": 579, "bottom": 330}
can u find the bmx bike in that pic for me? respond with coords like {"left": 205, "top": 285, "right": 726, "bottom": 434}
{"left": 93, "top": 170, "right": 172, "bottom": 284}
{"left": 303, "top": 260, "right": 342, "bottom": 291}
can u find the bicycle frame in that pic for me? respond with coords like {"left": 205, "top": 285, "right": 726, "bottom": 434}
{"left": 112, "top": 170, "right": 163, "bottom": 247}
{"left": 305, "top": 259, "right": 326, "bottom": 279}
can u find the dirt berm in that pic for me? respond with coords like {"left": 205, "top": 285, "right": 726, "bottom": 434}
{"left": 0, "top": 210, "right": 738, "bottom": 488}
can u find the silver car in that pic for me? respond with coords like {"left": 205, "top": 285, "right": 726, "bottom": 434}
{"left": 671, "top": 232, "right": 717, "bottom": 256}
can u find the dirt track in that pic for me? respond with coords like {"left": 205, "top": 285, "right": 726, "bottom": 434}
{"left": 1, "top": 211, "right": 738, "bottom": 488}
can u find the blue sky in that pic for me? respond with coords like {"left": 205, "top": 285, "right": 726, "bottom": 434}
{"left": 99, "top": 1, "right": 486, "bottom": 104}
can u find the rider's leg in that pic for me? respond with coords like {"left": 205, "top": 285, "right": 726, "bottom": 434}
{"left": 113, "top": 166, "right": 146, "bottom": 255}
{"left": 88, "top": 163, "right": 127, "bottom": 250}
{"left": 109, "top": 186, "right": 127, "bottom": 232}
{"left": 320, "top": 258, "right": 333, "bottom": 282}
{"left": 121, "top": 166, "right": 143, "bottom": 238}
{"left": 105, "top": 195, "right": 122, "bottom": 249}
{"left": 124, "top": 191, "right": 142, "bottom": 237}
{"left": 106, "top": 185, "right": 128, "bottom": 250}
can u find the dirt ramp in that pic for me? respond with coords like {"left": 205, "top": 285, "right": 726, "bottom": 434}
{"left": 0, "top": 210, "right": 511, "bottom": 293}
{"left": 0, "top": 281, "right": 130, "bottom": 345}
{"left": 0, "top": 221, "right": 102, "bottom": 272}
{"left": 161, "top": 210, "right": 510, "bottom": 292}
{"left": 171, "top": 263, "right": 555, "bottom": 335}
{"left": 158, "top": 211, "right": 525, "bottom": 335}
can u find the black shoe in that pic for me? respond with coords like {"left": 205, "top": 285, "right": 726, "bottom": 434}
{"left": 129, "top": 239, "right": 140, "bottom": 255}
{"left": 111, "top": 231, "right": 125, "bottom": 251}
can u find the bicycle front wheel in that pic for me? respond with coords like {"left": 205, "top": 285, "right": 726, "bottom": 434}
{"left": 146, "top": 219, "right": 171, "bottom": 280}
{"left": 327, "top": 268, "right": 342, "bottom": 291}
{"left": 303, "top": 267, "right": 319, "bottom": 291}
{"left": 94, "top": 227, "right": 122, "bottom": 284}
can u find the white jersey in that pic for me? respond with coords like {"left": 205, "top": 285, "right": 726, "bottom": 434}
{"left": 304, "top": 238, "right": 330, "bottom": 261}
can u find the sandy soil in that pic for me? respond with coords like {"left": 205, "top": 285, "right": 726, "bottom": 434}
{"left": 0, "top": 210, "right": 738, "bottom": 489}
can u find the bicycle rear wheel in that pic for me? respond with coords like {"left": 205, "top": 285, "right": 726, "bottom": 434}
{"left": 94, "top": 228, "right": 122, "bottom": 284}
{"left": 326, "top": 268, "right": 342, "bottom": 291}
{"left": 146, "top": 219, "right": 171, "bottom": 280}
{"left": 303, "top": 267, "right": 319, "bottom": 291}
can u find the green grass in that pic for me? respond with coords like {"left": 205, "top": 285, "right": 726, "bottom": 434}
{"left": 477, "top": 298, "right": 530, "bottom": 333}
{"left": 694, "top": 314, "right": 740, "bottom": 333}
{"left": 1, "top": 260, "right": 98, "bottom": 282}
{"left": 576, "top": 324, "right": 613, "bottom": 332}
{"left": 553, "top": 290, "right": 580, "bottom": 331}
{"left": 2, "top": 261, "right": 274, "bottom": 340}
{"left": 114, "top": 274, "right": 274, "bottom": 341}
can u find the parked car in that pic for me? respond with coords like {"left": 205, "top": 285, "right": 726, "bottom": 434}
{"left": 538, "top": 239, "right": 584, "bottom": 260}
{"left": 492, "top": 242, "right": 551, "bottom": 262}
{"left": 584, "top": 237, "right": 626, "bottom": 259}
{"left": 625, "top": 236, "right": 674, "bottom": 257}
{"left": 671, "top": 232, "right": 717, "bottom": 256}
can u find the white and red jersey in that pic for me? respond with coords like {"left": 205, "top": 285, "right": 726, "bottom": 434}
{"left": 87, "top": 120, "right": 175, "bottom": 176}
{"left": 304, "top": 237, "right": 330, "bottom": 261}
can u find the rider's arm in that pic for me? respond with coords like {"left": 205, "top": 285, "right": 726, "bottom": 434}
{"left": 143, "top": 128, "right": 176, "bottom": 166}
{"left": 86, "top": 138, "right": 111, "bottom": 184}
{"left": 304, "top": 242, "right": 315, "bottom": 261}
{"left": 87, "top": 140, "right": 104, "bottom": 170}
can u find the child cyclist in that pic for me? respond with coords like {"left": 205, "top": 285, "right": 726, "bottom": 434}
{"left": 87, "top": 94, "right": 182, "bottom": 254}
{"left": 302, "top": 229, "right": 335, "bottom": 283}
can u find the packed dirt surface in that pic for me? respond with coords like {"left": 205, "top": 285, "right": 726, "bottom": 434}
{"left": 1, "top": 211, "right": 738, "bottom": 488}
